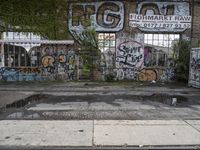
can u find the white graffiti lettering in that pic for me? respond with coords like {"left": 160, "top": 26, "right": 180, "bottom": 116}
{"left": 68, "top": 1, "right": 124, "bottom": 45}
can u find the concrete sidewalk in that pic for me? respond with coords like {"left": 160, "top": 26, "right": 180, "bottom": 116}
{"left": 0, "top": 120, "right": 199, "bottom": 149}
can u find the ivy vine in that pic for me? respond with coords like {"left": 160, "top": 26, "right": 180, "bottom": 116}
{"left": 0, "top": 0, "right": 71, "bottom": 39}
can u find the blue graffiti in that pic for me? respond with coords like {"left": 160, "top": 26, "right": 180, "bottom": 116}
{"left": 0, "top": 67, "right": 43, "bottom": 82}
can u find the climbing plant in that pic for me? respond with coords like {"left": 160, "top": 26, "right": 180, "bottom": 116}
{"left": 173, "top": 40, "right": 191, "bottom": 82}
{"left": 0, "top": 0, "right": 70, "bottom": 39}
{"left": 77, "top": 27, "right": 101, "bottom": 80}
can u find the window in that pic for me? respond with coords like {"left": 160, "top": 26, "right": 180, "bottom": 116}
{"left": 144, "top": 34, "right": 180, "bottom": 48}
{"left": 4, "top": 44, "right": 31, "bottom": 67}
{"left": 3, "top": 32, "right": 41, "bottom": 67}
{"left": 144, "top": 34, "right": 180, "bottom": 67}
{"left": 98, "top": 33, "right": 116, "bottom": 68}
{"left": 98, "top": 33, "right": 116, "bottom": 52}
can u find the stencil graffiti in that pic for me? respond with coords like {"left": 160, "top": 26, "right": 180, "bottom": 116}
{"left": 0, "top": 67, "right": 42, "bottom": 81}
{"left": 68, "top": 1, "right": 124, "bottom": 45}
{"left": 116, "top": 40, "right": 144, "bottom": 68}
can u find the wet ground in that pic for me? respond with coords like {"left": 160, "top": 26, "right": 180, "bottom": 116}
{"left": 1, "top": 93, "right": 200, "bottom": 120}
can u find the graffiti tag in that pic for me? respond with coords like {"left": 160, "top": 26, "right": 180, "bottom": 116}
{"left": 116, "top": 40, "right": 144, "bottom": 68}
{"left": 68, "top": 1, "right": 124, "bottom": 45}
{"left": 138, "top": 69, "right": 157, "bottom": 81}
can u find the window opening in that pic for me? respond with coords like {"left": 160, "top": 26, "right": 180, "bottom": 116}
{"left": 144, "top": 33, "right": 180, "bottom": 67}
{"left": 98, "top": 33, "right": 116, "bottom": 68}
{"left": 98, "top": 33, "right": 116, "bottom": 53}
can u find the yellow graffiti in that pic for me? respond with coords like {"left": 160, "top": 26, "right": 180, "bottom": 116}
{"left": 42, "top": 56, "right": 55, "bottom": 68}
{"left": 138, "top": 69, "right": 157, "bottom": 81}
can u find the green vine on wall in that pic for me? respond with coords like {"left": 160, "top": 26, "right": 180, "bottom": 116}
{"left": 0, "top": 0, "right": 70, "bottom": 40}
{"left": 77, "top": 27, "right": 101, "bottom": 80}
{"left": 173, "top": 40, "right": 191, "bottom": 82}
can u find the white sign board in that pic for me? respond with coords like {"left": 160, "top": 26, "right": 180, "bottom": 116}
{"left": 129, "top": 13, "right": 192, "bottom": 32}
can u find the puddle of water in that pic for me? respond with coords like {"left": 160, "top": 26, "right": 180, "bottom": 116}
{"left": 26, "top": 113, "right": 40, "bottom": 119}
{"left": 5, "top": 136, "right": 10, "bottom": 139}
{"left": 142, "top": 94, "right": 188, "bottom": 106}
{"left": 6, "top": 112, "right": 40, "bottom": 119}
{"left": 5, "top": 94, "right": 48, "bottom": 109}
{"left": 7, "top": 112, "right": 23, "bottom": 118}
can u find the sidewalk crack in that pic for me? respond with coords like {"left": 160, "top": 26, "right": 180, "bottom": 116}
{"left": 92, "top": 120, "right": 94, "bottom": 147}
{"left": 184, "top": 120, "right": 200, "bottom": 133}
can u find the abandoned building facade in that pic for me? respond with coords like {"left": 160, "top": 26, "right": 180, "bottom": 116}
{"left": 0, "top": 0, "right": 199, "bottom": 86}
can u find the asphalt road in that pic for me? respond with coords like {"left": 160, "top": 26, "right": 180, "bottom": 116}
{"left": 1, "top": 93, "right": 200, "bottom": 120}
{"left": 0, "top": 82, "right": 199, "bottom": 150}
{"left": 0, "top": 81, "right": 199, "bottom": 120}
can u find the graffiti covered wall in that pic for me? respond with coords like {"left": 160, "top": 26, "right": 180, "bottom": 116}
{"left": 66, "top": 1, "right": 181, "bottom": 82}
{"left": 0, "top": 1, "right": 193, "bottom": 82}
{"left": 189, "top": 48, "right": 200, "bottom": 88}
{"left": 39, "top": 45, "right": 78, "bottom": 80}
{"left": 0, "top": 44, "right": 79, "bottom": 81}
{"left": 114, "top": 32, "right": 176, "bottom": 81}
{"left": 0, "top": 67, "right": 42, "bottom": 81}
{"left": 115, "top": 33, "right": 144, "bottom": 80}
{"left": 68, "top": 1, "right": 124, "bottom": 47}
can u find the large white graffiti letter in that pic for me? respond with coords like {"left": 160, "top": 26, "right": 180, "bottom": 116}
{"left": 68, "top": 1, "right": 124, "bottom": 46}
{"left": 97, "top": 2, "right": 123, "bottom": 29}
{"left": 71, "top": 5, "right": 95, "bottom": 27}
